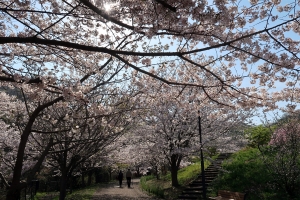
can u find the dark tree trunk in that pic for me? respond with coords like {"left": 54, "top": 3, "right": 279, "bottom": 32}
{"left": 170, "top": 164, "right": 179, "bottom": 187}
{"left": 136, "top": 167, "right": 140, "bottom": 177}
{"left": 59, "top": 170, "right": 68, "bottom": 200}
{"left": 6, "top": 123, "right": 33, "bottom": 200}
{"left": 170, "top": 154, "right": 182, "bottom": 187}
{"left": 170, "top": 155, "right": 179, "bottom": 187}
{"left": 81, "top": 172, "right": 85, "bottom": 187}
{"left": 87, "top": 170, "right": 93, "bottom": 186}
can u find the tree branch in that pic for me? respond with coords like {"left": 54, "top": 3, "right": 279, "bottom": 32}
{"left": 154, "top": 0, "right": 176, "bottom": 12}
{"left": 0, "top": 172, "right": 10, "bottom": 188}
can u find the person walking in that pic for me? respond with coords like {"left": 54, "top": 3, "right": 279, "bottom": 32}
{"left": 118, "top": 170, "right": 123, "bottom": 187}
{"left": 126, "top": 169, "right": 132, "bottom": 188}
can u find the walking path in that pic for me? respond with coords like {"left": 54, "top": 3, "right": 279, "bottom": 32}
{"left": 91, "top": 178, "right": 160, "bottom": 200}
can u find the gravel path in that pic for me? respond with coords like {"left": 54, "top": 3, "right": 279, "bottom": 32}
{"left": 91, "top": 179, "right": 160, "bottom": 200}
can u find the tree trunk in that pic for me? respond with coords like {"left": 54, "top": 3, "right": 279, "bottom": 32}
{"left": 136, "top": 167, "right": 140, "bottom": 177}
{"left": 170, "top": 164, "right": 179, "bottom": 187}
{"left": 154, "top": 166, "right": 159, "bottom": 180}
{"left": 59, "top": 170, "right": 68, "bottom": 200}
{"left": 87, "top": 170, "right": 93, "bottom": 186}
{"left": 81, "top": 172, "right": 85, "bottom": 186}
{"left": 6, "top": 127, "right": 32, "bottom": 200}
{"left": 170, "top": 155, "right": 179, "bottom": 187}
{"left": 170, "top": 154, "right": 182, "bottom": 187}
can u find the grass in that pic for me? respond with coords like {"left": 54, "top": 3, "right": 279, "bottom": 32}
{"left": 34, "top": 183, "right": 100, "bottom": 200}
{"left": 140, "top": 160, "right": 211, "bottom": 199}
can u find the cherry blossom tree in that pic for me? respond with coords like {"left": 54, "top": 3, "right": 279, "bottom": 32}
{"left": 0, "top": 59, "right": 132, "bottom": 200}
{"left": 129, "top": 74, "right": 252, "bottom": 186}
{"left": 39, "top": 101, "right": 132, "bottom": 200}
{"left": 0, "top": 85, "right": 136, "bottom": 200}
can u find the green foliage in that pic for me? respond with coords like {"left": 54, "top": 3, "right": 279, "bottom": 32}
{"left": 244, "top": 125, "right": 274, "bottom": 147}
{"left": 141, "top": 175, "right": 156, "bottom": 182}
{"left": 211, "top": 147, "right": 300, "bottom": 200}
{"left": 140, "top": 175, "right": 164, "bottom": 198}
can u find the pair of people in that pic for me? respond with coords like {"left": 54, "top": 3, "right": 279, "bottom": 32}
{"left": 118, "top": 169, "right": 132, "bottom": 188}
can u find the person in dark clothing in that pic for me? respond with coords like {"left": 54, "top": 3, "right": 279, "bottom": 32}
{"left": 118, "top": 170, "right": 123, "bottom": 187}
{"left": 126, "top": 169, "right": 132, "bottom": 188}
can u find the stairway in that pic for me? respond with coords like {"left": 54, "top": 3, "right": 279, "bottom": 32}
{"left": 178, "top": 153, "right": 232, "bottom": 200}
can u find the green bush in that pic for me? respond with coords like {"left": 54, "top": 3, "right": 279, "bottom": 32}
{"left": 210, "top": 147, "right": 300, "bottom": 200}
{"left": 244, "top": 125, "right": 274, "bottom": 147}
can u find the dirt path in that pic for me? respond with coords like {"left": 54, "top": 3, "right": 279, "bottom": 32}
{"left": 91, "top": 179, "right": 160, "bottom": 200}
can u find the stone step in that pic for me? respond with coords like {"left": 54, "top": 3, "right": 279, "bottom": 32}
{"left": 204, "top": 171, "right": 219, "bottom": 174}
{"left": 206, "top": 166, "right": 221, "bottom": 169}
{"left": 195, "top": 177, "right": 215, "bottom": 181}
{"left": 189, "top": 183, "right": 209, "bottom": 187}
{"left": 177, "top": 194, "right": 199, "bottom": 199}
{"left": 206, "top": 167, "right": 220, "bottom": 170}
{"left": 185, "top": 186, "right": 207, "bottom": 190}
{"left": 206, "top": 167, "right": 221, "bottom": 170}
{"left": 194, "top": 180, "right": 214, "bottom": 184}
{"left": 182, "top": 190, "right": 203, "bottom": 195}
{"left": 204, "top": 170, "right": 219, "bottom": 173}
{"left": 198, "top": 174, "right": 218, "bottom": 179}
{"left": 194, "top": 177, "right": 215, "bottom": 181}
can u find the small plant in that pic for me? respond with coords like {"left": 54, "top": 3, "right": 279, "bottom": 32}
{"left": 140, "top": 175, "right": 164, "bottom": 198}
